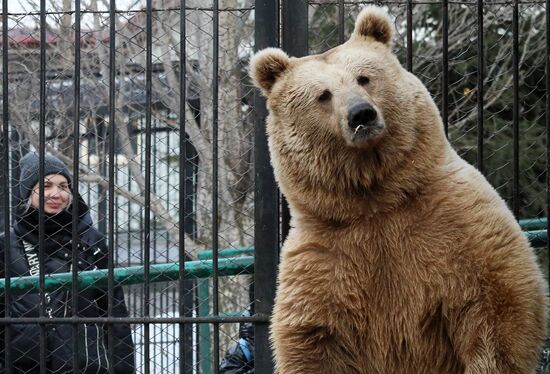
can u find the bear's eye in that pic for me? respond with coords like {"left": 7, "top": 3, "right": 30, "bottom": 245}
{"left": 318, "top": 89, "right": 332, "bottom": 102}
{"left": 357, "top": 76, "right": 370, "bottom": 86}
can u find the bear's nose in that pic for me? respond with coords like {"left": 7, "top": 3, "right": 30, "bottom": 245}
{"left": 348, "top": 102, "right": 378, "bottom": 129}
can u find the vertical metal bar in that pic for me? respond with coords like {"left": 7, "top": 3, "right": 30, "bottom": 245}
{"left": 125, "top": 117, "right": 133, "bottom": 329}
{"left": 546, "top": 0, "right": 550, "bottom": 292}
{"left": 86, "top": 135, "right": 91, "bottom": 208}
{"left": 212, "top": 0, "right": 220, "bottom": 371}
{"left": 138, "top": 121, "right": 143, "bottom": 324}
{"left": 39, "top": 1, "right": 47, "bottom": 372}
{"left": 144, "top": 1, "right": 153, "bottom": 373}
{"left": 98, "top": 154, "right": 107, "bottom": 236}
{"left": 281, "top": 0, "right": 307, "bottom": 242}
{"left": 72, "top": 1, "right": 81, "bottom": 372}
{"left": 512, "top": 0, "right": 520, "bottom": 218}
{"left": 178, "top": 2, "right": 192, "bottom": 374}
{"left": 442, "top": 0, "right": 449, "bottom": 138}
{"left": 280, "top": 190, "right": 291, "bottom": 242}
{"left": 477, "top": 0, "right": 484, "bottom": 173}
{"left": 108, "top": 1, "right": 117, "bottom": 373}
{"left": 338, "top": 0, "right": 345, "bottom": 45}
{"left": 151, "top": 127, "right": 158, "bottom": 370}
{"left": 159, "top": 131, "right": 166, "bottom": 372}
{"left": 1, "top": 0, "right": 12, "bottom": 372}
{"left": 282, "top": 0, "right": 308, "bottom": 59}
{"left": 254, "top": 1, "right": 279, "bottom": 373}
{"left": 114, "top": 166, "right": 119, "bottom": 269}
{"left": 10, "top": 134, "right": 22, "bottom": 226}
{"left": 114, "top": 162, "right": 121, "bottom": 369}
{"left": 108, "top": 0, "right": 117, "bottom": 371}
{"left": 406, "top": 0, "right": 413, "bottom": 72}
{"left": 198, "top": 279, "right": 211, "bottom": 374}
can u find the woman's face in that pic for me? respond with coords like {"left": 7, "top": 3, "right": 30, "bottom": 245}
{"left": 31, "top": 174, "right": 71, "bottom": 214}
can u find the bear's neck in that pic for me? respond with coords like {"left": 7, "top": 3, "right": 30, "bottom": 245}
{"left": 282, "top": 120, "right": 450, "bottom": 227}
{"left": 287, "top": 158, "right": 445, "bottom": 226}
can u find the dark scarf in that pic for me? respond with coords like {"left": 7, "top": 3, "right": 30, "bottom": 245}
{"left": 14, "top": 198, "right": 92, "bottom": 254}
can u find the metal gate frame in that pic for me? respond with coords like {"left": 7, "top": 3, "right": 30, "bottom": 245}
{"left": 2, "top": 0, "right": 550, "bottom": 373}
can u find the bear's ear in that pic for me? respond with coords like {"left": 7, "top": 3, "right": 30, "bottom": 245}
{"left": 249, "top": 48, "right": 290, "bottom": 94}
{"left": 353, "top": 6, "right": 394, "bottom": 47}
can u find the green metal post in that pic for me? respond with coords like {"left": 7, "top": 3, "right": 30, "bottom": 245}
{"left": 198, "top": 278, "right": 211, "bottom": 374}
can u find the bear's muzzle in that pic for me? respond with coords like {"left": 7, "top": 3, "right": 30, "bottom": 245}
{"left": 348, "top": 102, "right": 377, "bottom": 129}
{"left": 346, "top": 101, "right": 384, "bottom": 146}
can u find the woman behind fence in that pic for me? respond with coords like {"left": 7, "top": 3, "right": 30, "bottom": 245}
{"left": 0, "top": 152, "right": 135, "bottom": 373}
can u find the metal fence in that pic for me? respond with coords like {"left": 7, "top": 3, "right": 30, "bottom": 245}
{"left": 0, "top": 0, "right": 549, "bottom": 373}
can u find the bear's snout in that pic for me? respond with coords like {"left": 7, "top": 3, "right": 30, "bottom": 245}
{"left": 348, "top": 102, "right": 378, "bottom": 130}
{"left": 344, "top": 101, "right": 384, "bottom": 146}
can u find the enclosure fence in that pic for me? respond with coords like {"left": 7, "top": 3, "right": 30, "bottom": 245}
{"left": 1, "top": 0, "right": 549, "bottom": 373}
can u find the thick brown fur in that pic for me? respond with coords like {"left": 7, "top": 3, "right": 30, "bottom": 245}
{"left": 250, "top": 6, "right": 547, "bottom": 374}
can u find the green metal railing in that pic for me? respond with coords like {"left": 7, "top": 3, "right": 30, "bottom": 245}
{"left": 519, "top": 217, "right": 547, "bottom": 231}
{"left": 0, "top": 249, "right": 254, "bottom": 374}
{"left": 0, "top": 221, "right": 545, "bottom": 294}
{"left": 0, "top": 221, "right": 544, "bottom": 294}
{"left": 0, "top": 256, "right": 254, "bottom": 294}
{"left": 0, "top": 221, "right": 546, "bottom": 373}
{"left": 520, "top": 218, "right": 547, "bottom": 248}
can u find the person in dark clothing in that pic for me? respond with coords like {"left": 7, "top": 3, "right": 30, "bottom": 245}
{"left": 219, "top": 310, "right": 254, "bottom": 374}
{"left": 0, "top": 152, "right": 135, "bottom": 373}
{"left": 219, "top": 282, "right": 255, "bottom": 374}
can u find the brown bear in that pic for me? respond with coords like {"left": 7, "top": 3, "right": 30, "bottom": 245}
{"left": 250, "top": 6, "right": 547, "bottom": 374}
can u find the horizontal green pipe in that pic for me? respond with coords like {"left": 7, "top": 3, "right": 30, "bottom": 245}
{"left": 197, "top": 247, "right": 254, "bottom": 260}
{"left": 0, "top": 228, "right": 545, "bottom": 295}
{"left": 195, "top": 228, "right": 548, "bottom": 257}
{"left": 520, "top": 218, "right": 547, "bottom": 231}
{"left": 0, "top": 256, "right": 254, "bottom": 294}
{"left": 525, "top": 229, "right": 547, "bottom": 248}
{"left": 194, "top": 230, "right": 548, "bottom": 256}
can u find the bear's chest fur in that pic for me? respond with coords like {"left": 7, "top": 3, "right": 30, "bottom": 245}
{"left": 276, "top": 201, "right": 480, "bottom": 373}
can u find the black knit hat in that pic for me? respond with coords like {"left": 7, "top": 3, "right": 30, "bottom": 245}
{"left": 18, "top": 152, "right": 72, "bottom": 202}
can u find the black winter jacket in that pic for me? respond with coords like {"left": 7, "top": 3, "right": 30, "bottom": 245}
{"left": 218, "top": 337, "right": 254, "bottom": 374}
{"left": 219, "top": 310, "right": 254, "bottom": 374}
{"left": 0, "top": 204, "right": 135, "bottom": 373}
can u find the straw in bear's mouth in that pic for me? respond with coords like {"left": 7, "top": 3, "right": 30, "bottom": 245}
{"left": 353, "top": 125, "right": 366, "bottom": 136}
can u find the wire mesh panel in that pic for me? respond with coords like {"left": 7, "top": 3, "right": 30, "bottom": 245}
{"left": 307, "top": 1, "right": 549, "bottom": 255}
{"left": 0, "top": 1, "right": 260, "bottom": 373}
{"left": 0, "top": 0, "right": 549, "bottom": 373}
{"left": 309, "top": 0, "right": 548, "bottom": 216}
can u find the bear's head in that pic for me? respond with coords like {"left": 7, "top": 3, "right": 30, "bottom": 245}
{"left": 250, "top": 6, "right": 449, "bottom": 223}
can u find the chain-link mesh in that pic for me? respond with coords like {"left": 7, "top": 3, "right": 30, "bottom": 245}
{"left": 309, "top": 0, "right": 547, "bottom": 220}
{"left": 1, "top": 1, "right": 256, "bottom": 373}
{"left": 1, "top": 0, "right": 549, "bottom": 372}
